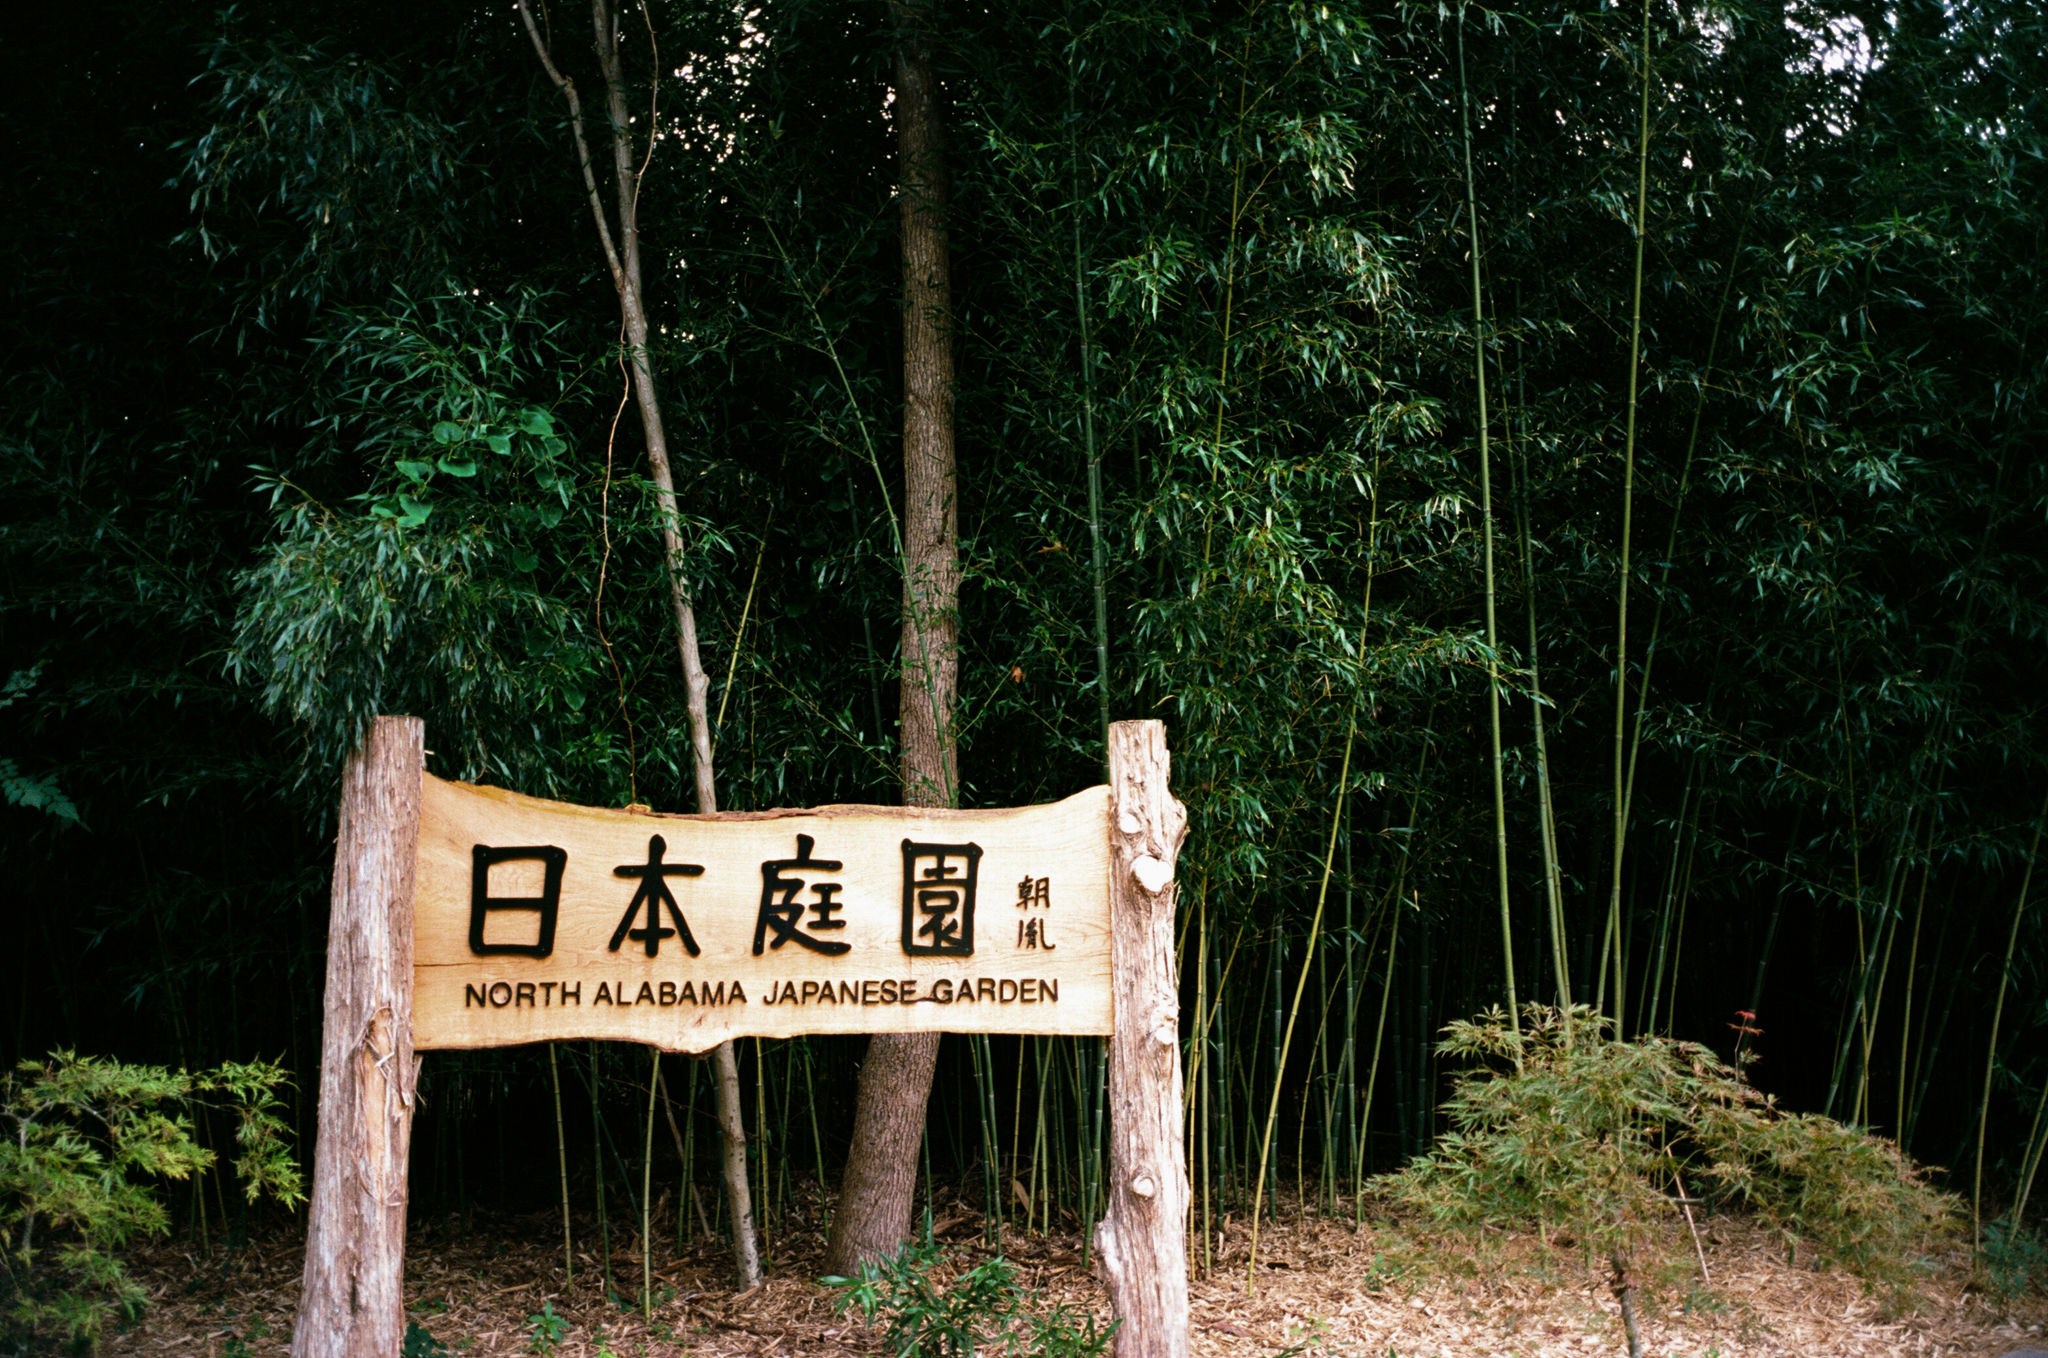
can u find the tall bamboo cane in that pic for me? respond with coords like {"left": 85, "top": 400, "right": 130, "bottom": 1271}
{"left": 1601, "top": 0, "right": 1656, "bottom": 1038}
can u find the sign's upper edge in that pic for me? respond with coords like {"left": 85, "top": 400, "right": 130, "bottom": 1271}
{"left": 426, "top": 776, "right": 1112, "bottom": 827}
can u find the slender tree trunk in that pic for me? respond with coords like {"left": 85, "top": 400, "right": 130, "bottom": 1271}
{"left": 514, "top": 0, "right": 758, "bottom": 1287}
{"left": 825, "top": 5, "right": 957, "bottom": 1273}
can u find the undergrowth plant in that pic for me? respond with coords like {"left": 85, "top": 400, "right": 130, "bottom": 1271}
{"left": 0, "top": 1052, "right": 302, "bottom": 1353}
{"left": 1381, "top": 1007, "right": 1956, "bottom": 1300}
{"left": 829, "top": 1242, "right": 1115, "bottom": 1358}
{"left": 1979, "top": 1220, "right": 2048, "bottom": 1299}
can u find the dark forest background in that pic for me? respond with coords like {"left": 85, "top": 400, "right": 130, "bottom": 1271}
{"left": 4, "top": 0, "right": 2046, "bottom": 1262}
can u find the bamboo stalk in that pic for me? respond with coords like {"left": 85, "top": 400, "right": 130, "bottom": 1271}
{"left": 588, "top": 1043, "right": 612, "bottom": 1297}
{"left": 1248, "top": 727, "right": 1355, "bottom": 1289}
{"left": 1643, "top": 765, "right": 1696, "bottom": 1035}
{"left": 1509, "top": 399, "right": 1571, "bottom": 1015}
{"left": 1357, "top": 892, "right": 1403, "bottom": 1199}
{"left": 642, "top": 1047, "right": 658, "bottom": 1318}
{"left": 1191, "top": 889, "right": 1211, "bottom": 1268}
{"left": 1664, "top": 813, "right": 1700, "bottom": 1034}
{"left": 1906, "top": 881, "right": 1970, "bottom": 1148}
{"left": 1603, "top": 0, "right": 1657, "bottom": 1040}
{"left": 753, "top": 1038, "right": 769, "bottom": 1260}
{"left": 1457, "top": 1, "right": 1521, "bottom": 1053}
{"left": 1974, "top": 791, "right": 2048, "bottom": 1248}
{"left": 1854, "top": 840, "right": 1917, "bottom": 1125}
{"left": 2010, "top": 1073, "right": 2048, "bottom": 1233}
{"left": 651, "top": 1064, "right": 691, "bottom": 1250}
{"left": 1068, "top": 16, "right": 1112, "bottom": 759}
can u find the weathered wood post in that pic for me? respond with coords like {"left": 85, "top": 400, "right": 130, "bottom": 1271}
{"left": 1098, "top": 720, "right": 1190, "bottom": 1358}
{"left": 294, "top": 716, "right": 424, "bottom": 1358}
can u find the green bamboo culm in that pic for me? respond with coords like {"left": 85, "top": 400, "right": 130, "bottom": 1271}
{"left": 549, "top": 1043, "right": 572, "bottom": 1285}
{"left": 1067, "top": 6, "right": 1111, "bottom": 765}
{"left": 1602, "top": 0, "right": 1657, "bottom": 1039}
{"left": 1974, "top": 790, "right": 2047, "bottom": 1248}
{"left": 1457, "top": 1, "right": 1521, "bottom": 1056}
{"left": 589, "top": 1041, "right": 612, "bottom": 1298}
{"left": 1247, "top": 723, "right": 1355, "bottom": 1290}
{"left": 2010, "top": 1071, "right": 2048, "bottom": 1233}
{"left": 642, "top": 1045, "right": 659, "bottom": 1319}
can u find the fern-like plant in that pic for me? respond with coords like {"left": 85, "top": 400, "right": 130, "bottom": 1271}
{"left": 829, "top": 1242, "right": 1114, "bottom": 1358}
{"left": 0, "top": 1052, "right": 303, "bottom": 1352}
{"left": 1381, "top": 1007, "right": 1956, "bottom": 1297}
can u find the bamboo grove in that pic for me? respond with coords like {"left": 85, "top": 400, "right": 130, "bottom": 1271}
{"left": 4, "top": 0, "right": 2047, "bottom": 1288}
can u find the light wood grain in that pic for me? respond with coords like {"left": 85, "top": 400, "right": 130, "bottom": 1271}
{"left": 293, "top": 717, "right": 422, "bottom": 1358}
{"left": 413, "top": 776, "right": 1113, "bottom": 1051}
{"left": 1096, "top": 720, "right": 1191, "bottom": 1358}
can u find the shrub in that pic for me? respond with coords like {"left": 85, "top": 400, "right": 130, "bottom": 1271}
{"left": 1978, "top": 1219, "right": 2048, "bottom": 1299}
{"left": 0, "top": 1052, "right": 303, "bottom": 1353}
{"left": 1380, "top": 1006, "right": 1957, "bottom": 1296}
{"left": 828, "top": 1242, "right": 1114, "bottom": 1358}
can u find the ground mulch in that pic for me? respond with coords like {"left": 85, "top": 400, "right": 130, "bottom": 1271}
{"left": 103, "top": 1194, "right": 2048, "bottom": 1358}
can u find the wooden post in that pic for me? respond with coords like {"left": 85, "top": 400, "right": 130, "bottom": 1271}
{"left": 1098, "top": 720, "right": 1190, "bottom": 1358}
{"left": 294, "top": 717, "right": 424, "bottom": 1358}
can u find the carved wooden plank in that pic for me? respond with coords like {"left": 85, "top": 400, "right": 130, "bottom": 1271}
{"left": 412, "top": 777, "right": 1112, "bottom": 1050}
{"left": 1097, "top": 720, "right": 1191, "bottom": 1358}
{"left": 293, "top": 717, "right": 423, "bottom": 1358}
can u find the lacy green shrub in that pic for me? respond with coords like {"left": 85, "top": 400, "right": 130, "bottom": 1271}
{"left": 0, "top": 1052, "right": 303, "bottom": 1353}
{"left": 1381, "top": 1007, "right": 1956, "bottom": 1295}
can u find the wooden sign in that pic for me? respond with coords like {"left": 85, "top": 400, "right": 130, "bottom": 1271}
{"left": 294, "top": 717, "right": 1188, "bottom": 1358}
{"left": 413, "top": 777, "right": 1113, "bottom": 1051}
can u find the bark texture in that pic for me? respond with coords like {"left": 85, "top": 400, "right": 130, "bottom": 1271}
{"left": 823, "top": 7, "right": 954, "bottom": 1275}
{"left": 893, "top": 5, "right": 958, "bottom": 811}
{"left": 292, "top": 716, "right": 423, "bottom": 1358}
{"left": 514, "top": 0, "right": 757, "bottom": 1288}
{"left": 1096, "top": 720, "right": 1190, "bottom": 1358}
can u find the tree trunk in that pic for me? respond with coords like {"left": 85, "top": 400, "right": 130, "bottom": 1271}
{"left": 824, "top": 4, "right": 956, "bottom": 1275}
{"left": 1096, "top": 721, "right": 1191, "bottom": 1358}
{"left": 292, "top": 716, "right": 423, "bottom": 1358}
{"left": 514, "top": 0, "right": 757, "bottom": 1288}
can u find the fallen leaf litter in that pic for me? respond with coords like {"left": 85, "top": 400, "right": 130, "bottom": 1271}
{"left": 102, "top": 1197, "right": 2048, "bottom": 1358}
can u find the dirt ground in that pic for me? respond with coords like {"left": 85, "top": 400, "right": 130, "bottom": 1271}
{"left": 103, "top": 1193, "right": 2048, "bottom": 1358}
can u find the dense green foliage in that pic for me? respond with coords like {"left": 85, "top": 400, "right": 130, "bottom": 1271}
{"left": 3, "top": 0, "right": 2046, "bottom": 1295}
{"left": 0, "top": 1054, "right": 300, "bottom": 1350}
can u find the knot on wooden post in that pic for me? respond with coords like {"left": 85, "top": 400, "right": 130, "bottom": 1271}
{"left": 1131, "top": 855, "right": 1173, "bottom": 896}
